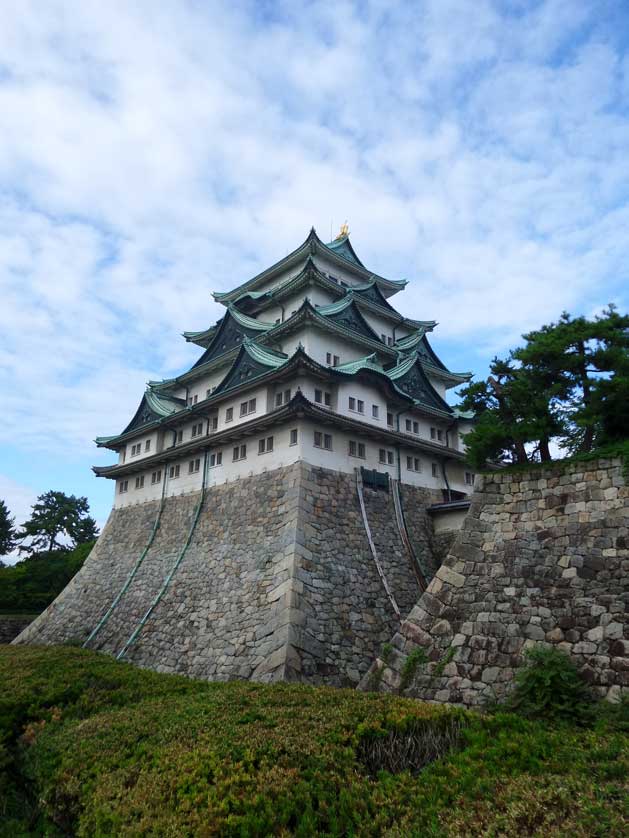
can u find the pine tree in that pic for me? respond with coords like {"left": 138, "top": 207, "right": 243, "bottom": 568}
{"left": 0, "top": 499, "right": 17, "bottom": 557}
{"left": 19, "top": 491, "right": 99, "bottom": 554}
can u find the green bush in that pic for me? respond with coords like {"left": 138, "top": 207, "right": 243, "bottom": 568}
{"left": 504, "top": 645, "right": 593, "bottom": 723}
{"left": 1, "top": 647, "right": 627, "bottom": 836}
{"left": 0, "top": 542, "right": 94, "bottom": 615}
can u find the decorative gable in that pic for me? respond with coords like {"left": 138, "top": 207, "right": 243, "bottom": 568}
{"left": 193, "top": 312, "right": 260, "bottom": 369}
{"left": 394, "top": 362, "right": 452, "bottom": 413}
{"left": 323, "top": 301, "right": 380, "bottom": 342}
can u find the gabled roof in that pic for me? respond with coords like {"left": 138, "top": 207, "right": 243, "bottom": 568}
{"left": 385, "top": 352, "right": 453, "bottom": 414}
{"left": 315, "top": 296, "right": 383, "bottom": 343}
{"left": 324, "top": 233, "right": 366, "bottom": 267}
{"left": 212, "top": 228, "right": 407, "bottom": 306}
{"left": 191, "top": 306, "right": 275, "bottom": 369}
{"left": 232, "top": 256, "right": 339, "bottom": 312}
{"left": 212, "top": 339, "right": 287, "bottom": 395}
{"left": 394, "top": 331, "right": 472, "bottom": 387}
{"left": 101, "top": 389, "right": 185, "bottom": 443}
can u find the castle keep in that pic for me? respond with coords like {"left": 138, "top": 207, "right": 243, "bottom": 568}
{"left": 15, "top": 228, "right": 475, "bottom": 685}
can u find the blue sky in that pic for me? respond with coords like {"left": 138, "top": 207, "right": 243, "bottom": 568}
{"left": 1, "top": 0, "right": 629, "bottom": 549}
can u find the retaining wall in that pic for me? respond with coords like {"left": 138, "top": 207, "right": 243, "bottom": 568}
{"left": 364, "top": 456, "right": 629, "bottom": 705}
{"left": 14, "top": 464, "right": 441, "bottom": 686}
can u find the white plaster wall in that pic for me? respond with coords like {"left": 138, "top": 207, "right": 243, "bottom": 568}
{"left": 396, "top": 411, "right": 450, "bottom": 447}
{"left": 120, "top": 429, "right": 160, "bottom": 465}
{"left": 111, "top": 415, "right": 468, "bottom": 508}
{"left": 336, "top": 379, "right": 387, "bottom": 428}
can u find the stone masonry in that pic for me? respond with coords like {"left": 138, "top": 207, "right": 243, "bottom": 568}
{"left": 14, "top": 463, "right": 441, "bottom": 687}
{"left": 363, "top": 456, "right": 629, "bottom": 705}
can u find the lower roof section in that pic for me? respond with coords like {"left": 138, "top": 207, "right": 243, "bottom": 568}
{"left": 93, "top": 392, "right": 466, "bottom": 479}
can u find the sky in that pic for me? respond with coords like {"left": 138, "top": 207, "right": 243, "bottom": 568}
{"left": 1, "top": 0, "right": 629, "bottom": 553}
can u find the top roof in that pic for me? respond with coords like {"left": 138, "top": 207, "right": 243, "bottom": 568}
{"left": 212, "top": 228, "right": 407, "bottom": 306}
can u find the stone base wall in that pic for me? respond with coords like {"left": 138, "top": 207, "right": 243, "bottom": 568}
{"left": 364, "top": 456, "right": 629, "bottom": 705}
{"left": 14, "top": 464, "right": 443, "bottom": 687}
{"left": 0, "top": 615, "right": 37, "bottom": 644}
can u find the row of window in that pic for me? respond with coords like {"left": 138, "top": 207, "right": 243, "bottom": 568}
{"left": 119, "top": 448, "right": 469, "bottom": 495}
{"left": 130, "top": 440, "right": 150, "bottom": 456}
{"left": 380, "top": 333, "right": 394, "bottom": 346}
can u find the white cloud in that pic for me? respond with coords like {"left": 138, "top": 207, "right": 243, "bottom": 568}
{"left": 0, "top": 0, "right": 627, "bottom": 509}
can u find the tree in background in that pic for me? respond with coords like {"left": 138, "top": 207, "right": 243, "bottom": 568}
{"left": 0, "top": 499, "right": 17, "bottom": 557}
{"left": 459, "top": 306, "right": 629, "bottom": 469}
{"left": 19, "top": 491, "right": 99, "bottom": 554}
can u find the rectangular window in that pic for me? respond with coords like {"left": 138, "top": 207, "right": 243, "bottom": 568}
{"left": 387, "top": 451, "right": 394, "bottom": 465}
{"left": 326, "top": 352, "right": 332, "bottom": 365}
{"left": 414, "top": 457, "right": 421, "bottom": 472}
{"left": 145, "top": 439, "right": 151, "bottom": 452}
{"left": 387, "top": 336, "right": 393, "bottom": 346}
{"left": 407, "top": 457, "right": 421, "bottom": 473}
{"left": 357, "top": 400, "right": 364, "bottom": 414}
{"left": 135, "top": 476, "right": 144, "bottom": 489}
{"left": 191, "top": 422, "right": 203, "bottom": 438}
{"left": 315, "top": 388, "right": 323, "bottom": 404}
{"left": 430, "top": 427, "right": 436, "bottom": 440}
{"left": 249, "top": 398, "right": 256, "bottom": 414}
{"left": 349, "top": 396, "right": 356, "bottom": 411}
{"left": 406, "top": 456, "right": 413, "bottom": 471}
{"left": 405, "top": 419, "right": 412, "bottom": 432}
{"left": 314, "top": 431, "right": 323, "bottom": 448}
{"left": 232, "top": 444, "right": 247, "bottom": 461}
{"left": 275, "top": 392, "right": 282, "bottom": 407}
{"left": 413, "top": 421, "right": 419, "bottom": 435}
{"left": 131, "top": 444, "right": 139, "bottom": 456}
{"left": 175, "top": 430, "right": 183, "bottom": 444}
{"left": 210, "top": 416, "right": 218, "bottom": 431}
{"left": 372, "top": 405, "right": 379, "bottom": 419}
{"left": 188, "top": 458, "right": 200, "bottom": 474}
{"left": 324, "top": 391, "right": 331, "bottom": 406}
{"left": 225, "top": 407, "right": 233, "bottom": 422}
{"left": 432, "top": 463, "right": 439, "bottom": 478}
{"left": 381, "top": 333, "right": 387, "bottom": 343}
{"left": 334, "top": 355, "right": 340, "bottom": 366}
{"left": 324, "top": 433, "right": 332, "bottom": 450}
{"left": 289, "top": 428, "right": 298, "bottom": 445}
{"left": 151, "top": 470, "right": 161, "bottom": 484}
{"left": 379, "top": 448, "right": 386, "bottom": 463}
{"left": 437, "top": 429, "right": 444, "bottom": 442}
{"left": 209, "top": 451, "right": 223, "bottom": 467}
{"left": 387, "top": 412, "right": 393, "bottom": 427}
{"left": 169, "top": 464, "right": 180, "bottom": 479}
{"left": 258, "top": 436, "right": 274, "bottom": 454}
{"left": 240, "top": 401, "right": 248, "bottom": 417}
{"left": 349, "top": 440, "right": 366, "bottom": 458}
{"left": 119, "top": 480, "right": 128, "bottom": 493}
{"left": 465, "top": 471, "right": 475, "bottom": 486}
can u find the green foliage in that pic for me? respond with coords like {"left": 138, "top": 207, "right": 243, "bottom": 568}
{"left": 0, "top": 500, "right": 17, "bottom": 558}
{"left": 0, "top": 542, "right": 94, "bottom": 614}
{"left": 400, "top": 646, "right": 428, "bottom": 691}
{"left": 19, "top": 490, "right": 98, "bottom": 554}
{"left": 459, "top": 306, "right": 629, "bottom": 468}
{"left": 0, "top": 647, "right": 628, "bottom": 837}
{"left": 503, "top": 646, "right": 593, "bottom": 724}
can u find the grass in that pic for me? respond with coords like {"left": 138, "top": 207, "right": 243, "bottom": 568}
{"left": 1, "top": 645, "right": 628, "bottom": 836}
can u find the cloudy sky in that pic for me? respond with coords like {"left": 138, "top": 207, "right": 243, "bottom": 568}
{"left": 1, "top": 0, "right": 628, "bottom": 543}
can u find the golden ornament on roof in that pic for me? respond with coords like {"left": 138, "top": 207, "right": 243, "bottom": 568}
{"left": 335, "top": 221, "right": 349, "bottom": 239}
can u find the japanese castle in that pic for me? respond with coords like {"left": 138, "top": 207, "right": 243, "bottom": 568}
{"left": 95, "top": 226, "right": 475, "bottom": 505}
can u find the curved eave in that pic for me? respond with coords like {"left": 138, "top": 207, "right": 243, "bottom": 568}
{"left": 212, "top": 229, "right": 318, "bottom": 305}
{"left": 92, "top": 392, "right": 465, "bottom": 479}
{"left": 182, "top": 325, "right": 218, "bottom": 348}
{"left": 213, "top": 229, "right": 408, "bottom": 306}
{"left": 422, "top": 364, "right": 473, "bottom": 386}
{"left": 261, "top": 300, "right": 398, "bottom": 359}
